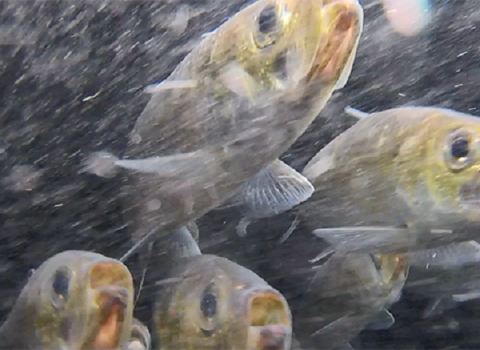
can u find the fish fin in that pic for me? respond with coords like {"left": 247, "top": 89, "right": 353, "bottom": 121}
{"left": 114, "top": 150, "right": 214, "bottom": 176}
{"left": 170, "top": 226, "right": 202, "bottom": 259}
{"left": 344, "top": 106, "right": 370, "bottom": 119}
{"left": 407, "top": 241, "right": 480, "bottom": 268}
{"left": 452, "top": 291, "right": 480, "bottom": 303}
{"left": 423, "top": 297, "right": 457, "bottom": 319}
{"left": 237, "top": 159, "right": 314, "bottom": 218}
{"left": 236, "top": 217, "right": 252, "bottom": 237}
{"left": 311, "top": 226, "right": 415, "bottom": 254}
{"left": 186, "top": 221, "right": 200, "bottom": 243}
{"left": 278, "top": 214, "right": 300, "bottom": 244}
{"left": 311, "top": 315, "right": 350, "bottom": 337}
{"left": 143, "top": 79, "right": 198, "bottom": 94}
{"left": 131, "top": 240, "right": 154, "bottom": 308}
{"left": 365, "top": 309, "right": 395, "bottom": 330}
{"left": 125, "top": 318, "right": 151, "bottom": 350}
{"left": 332, "top": 343, "right": 354, "bottom": 350}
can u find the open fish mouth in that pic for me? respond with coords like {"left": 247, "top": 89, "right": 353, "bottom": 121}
{"left": 82, "top": 261, "right": 134, "bottom": 350}
{"left": 374, "top": 254, "right": 409, "bottom": 285}
{"left": 306, "top": 0, "right": 363, "bottom": 83}
{"left": 246, "top": 291, "right": 292, "bottom": 350}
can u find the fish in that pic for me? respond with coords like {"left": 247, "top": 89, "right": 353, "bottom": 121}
{"left": 114, "top": 0, "right": 364, "bottom": 260}
{"left": 151, "top": 227, "right": 292, "bottom": 350}
{"left": 290, "top": 252, "right": 408, "bottom": 350}
{"left": 0, "top": 250, "right": 134, "bottom": 350}
{"left": 302, "top": 107, "right": 480, "bottom": 260}
{"left": 404, "top": 242, "right": 480, "bottom": 319}
{"left": 122, "top": 318, "right": 152, "bottom": 350}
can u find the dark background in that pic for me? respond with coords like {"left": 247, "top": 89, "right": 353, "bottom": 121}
{"left": 0, "top": 0, "right": 479, "bottom": 348}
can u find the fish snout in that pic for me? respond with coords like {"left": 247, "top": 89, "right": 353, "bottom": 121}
{"left": 307, "top": 0, "right": 363, "bottom": 84}
{"left": 87, "top": 260, "right": 134, "bottom": 350}
{"left": 246, "top": 291, "right": 292, "bottom": 350}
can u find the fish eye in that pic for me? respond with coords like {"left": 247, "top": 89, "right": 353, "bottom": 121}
{"left": 197, "top": 285, "right": 219, "bottom": 336}
{"left": 254, "top": 5, "right": 281, "bottom": 48}
{"left": 51, "top": 267, "right": 71, "bottom": 308}
{"left": 451, "top": 138, "right": 470, "bottom": 159}
{"left": 200, "top": 290, "right": 217, "bottom": 318}
{"left": 444, "top": 129, "right": 477, "bottom": 170}
{"left": 258, "top": 5, "right": 277, "bottom": 34}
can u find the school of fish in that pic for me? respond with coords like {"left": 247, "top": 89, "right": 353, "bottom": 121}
{"left": 4, "top": 0, "right": 479, "bottom": 349}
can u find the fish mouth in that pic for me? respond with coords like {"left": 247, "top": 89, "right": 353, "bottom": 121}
{"left": 306, "top": 0, "right": 363, "bottom": 84}
{"left": 376, "top": 254, "right": 409, "bottom": 285}
{"left": 81, "top": 261, "right": 134, "bottom": 350}
{"left": 246, "top": 291, "right": 292, "bottom": 350}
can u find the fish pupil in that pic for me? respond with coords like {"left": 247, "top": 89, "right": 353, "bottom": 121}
{"left": 451, "top": 138, "right": 470, "bottom": 159}
{"left": 200, "top": 292, "right": 217, "bottom": 318}
{"left": 258, "top": 5, "right": 277, "bottom": 34}
{"left": 52, "top": 269, "right": 70, "bottom": 299}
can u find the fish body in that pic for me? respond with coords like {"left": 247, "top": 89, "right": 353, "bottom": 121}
{"left": 117, "top": 0, "right": 364, "bottom": 253}
{"left": 303, "top": 107, "right": 480, "bottom": 254}
{"left": 404, "top": 256, "right": 480, "bottom": 318}
{"left": 0, "top": 250, "right": 134, "bottom": 350}
{"left": 291, "top": 252, "right": 408, "bottom": 349}
{"left": 152, "top": 228, "right": 292, "bottom": 350}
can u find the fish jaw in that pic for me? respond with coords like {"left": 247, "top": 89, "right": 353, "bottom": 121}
{"left": 246, "top": 291, "right": 292, "bottom": 350}
{"left": 82, "top": 261, "right": 134, "bottom": 350}
{"left": 305, "top": 0, "right": 363, "bottom": 87}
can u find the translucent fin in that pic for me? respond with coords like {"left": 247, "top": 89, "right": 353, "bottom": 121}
{"left": 143, "top": 79, "right": 198, "bottom": 94}
{"left": 422, "top": 297, "right": 457, "bottom": 319}
{"left": 186, "top": 221, "right": 200, "bottom": 243}
{"left": 238, "top": 159, "right": 314, "bottom": 218}
{"left": 407, "top": 241, "right": 480, "bottom": 268}
{"left": 114, "top": 150, "right": 214, "bottom": 176}
{"left": 365, "top": 309, "right": 395, "bottom": 331}
{"left": 452, "top": 291, "right": 480, "bottom": 303}
{"left": 123, "top": 318, "right": 151, "bottom": 350}
{"left": 311, "top": 315, "right": 349, "bottom": 337}
{"left": 236, "top": 217, "right": 252, "bottom": 237}
{"left": 311, "top": 226, "right": 415, "bottom": 254}
{"left": 170, "top": 226, "right": 202, "bottom": 260}
{"left": 344, "top": 106, "right": 370, "bottom": 119}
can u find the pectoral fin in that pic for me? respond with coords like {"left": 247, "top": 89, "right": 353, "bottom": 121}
{"left": 365, "top": 309, "right": 395, "bottom": 331}
{"left": 407, "top": 241, "right": 480, "bottom": 268}
{"left": 237, "top": 159, "right": 314, "bottom": 218}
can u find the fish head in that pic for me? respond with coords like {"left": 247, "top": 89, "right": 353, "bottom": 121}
{"left": 419, "top": 109, "right": 480, "bottom": 222}
{"left": 155, "top": 255, "right": 291, "bottom": 350}
{"left": 371, "top": 253, "right": 409, "bottom": 304}
{"left": 210, "top": 0, "right": 363, "bottom": 111}
{"left": 372, "top": 254, "right": 409, "bottom": 287}
{"left": 24, "top": 251, "right": 134, "bottom": 350}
